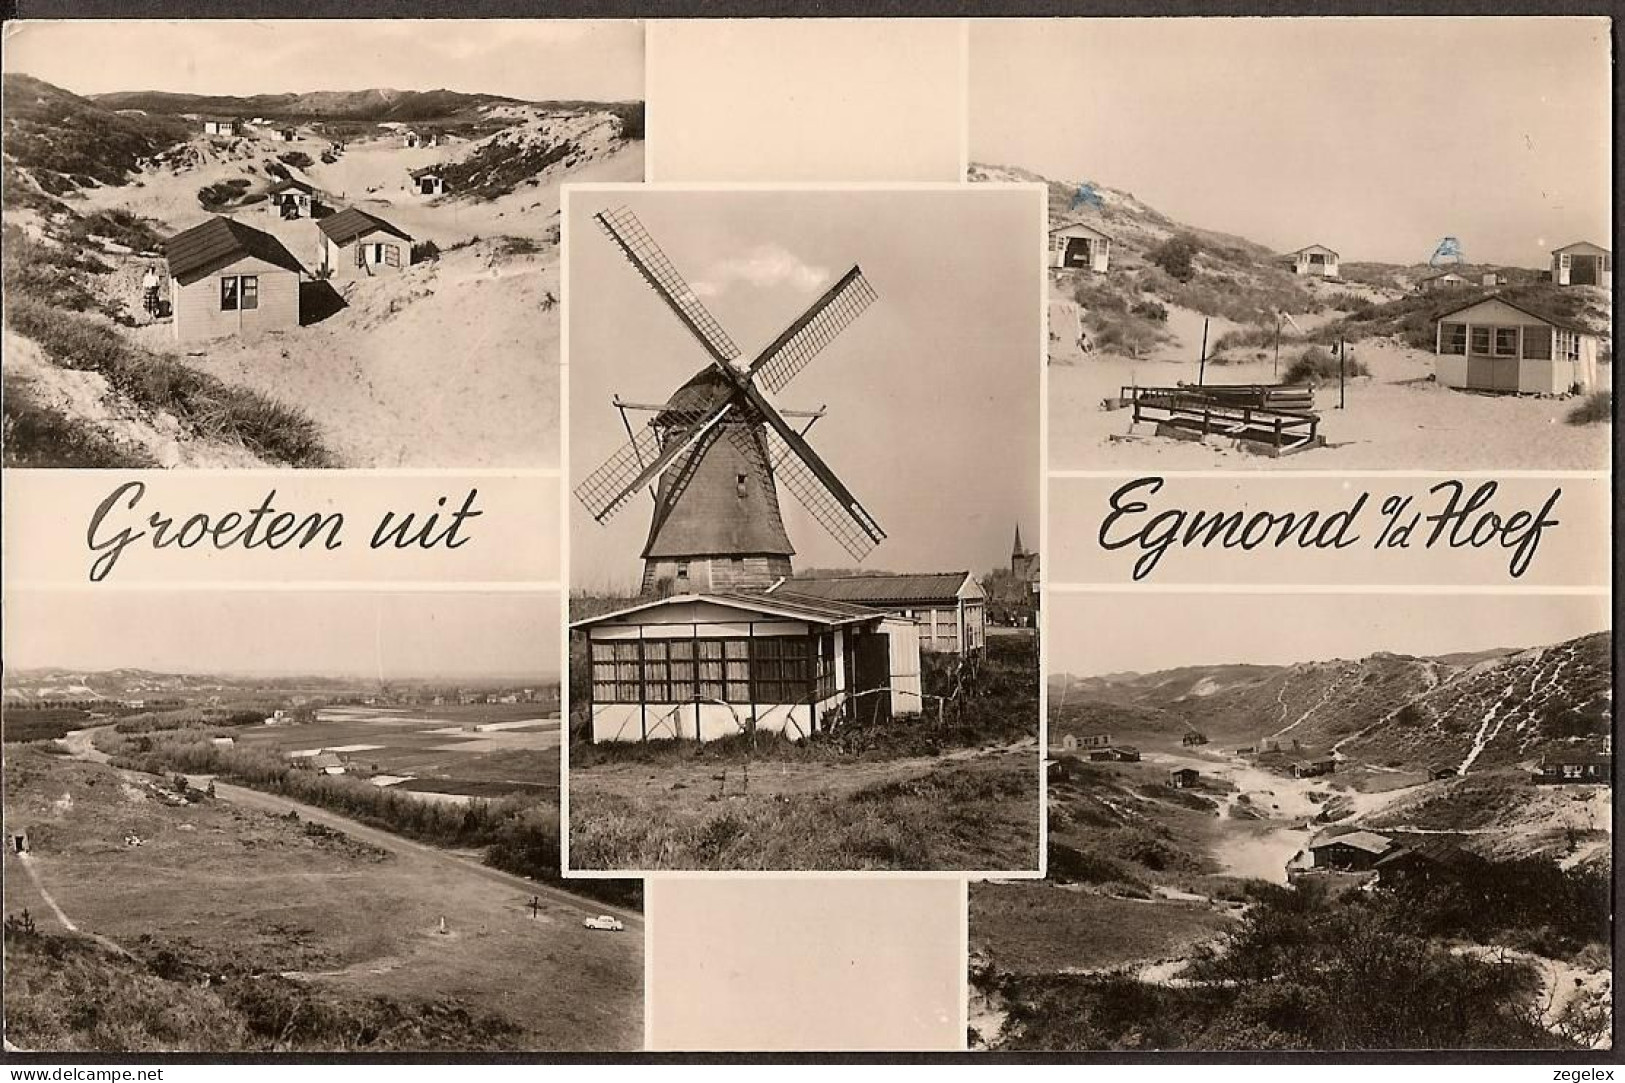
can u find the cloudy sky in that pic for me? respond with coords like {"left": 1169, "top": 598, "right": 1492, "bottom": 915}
{"left": 972, "top": 17, "right": 1611, "bottom": 266}
{"left": 2, "top": 20, "right": 643, "bottom": 101}
{"left": 1050, "top": 592, "right": 1610, "bottom": 678}
{"left": 6, "top": 590, "right": 561, "bottom": 680}
{"left": 567, "top": 187, "right": 1043, "bottom": 593}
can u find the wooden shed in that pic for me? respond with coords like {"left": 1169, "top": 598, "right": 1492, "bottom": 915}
{"left": 317, "top": 207, "right": 414, "bottom": 280}
{"left": 1550, "top": 242, "right": 1611, "bottom": 288}
{"left": 571, "top": 592, "right": 923, "bottom": 743}
{"left": 1533, "top": 754, "right": 1612, "bottom": 785}
{"left": 266, "top": 177, "right": 318, "bottom": 219}
{"left": 769, "top": 572, "right": 987, "bottom": 655}
{"left": 202, "top": 118, "right": 241, "bottom": 137}
{"left": 412, "top": 172, "right": 445, "bottom": 197}
{"left": 1418, "top": 270, "right": 1471, "bottom": 293}
{"left": 1168, "top": 767, "right": 1200, "bottom": 789}
{"left": 1433, "top": 296, "right": 1599, "bottom": 395}
{"left": 1306, "top": 830, "right": 1394, "bottom": 871}
{"left": 165, "top": 216, "right": 304, "bottom": 342}
{"left": 1282, "top": 244, "right": 1340, "bottom": 278}
{"left": 1049, "top": 221, "right": 1112, "bottom": 273}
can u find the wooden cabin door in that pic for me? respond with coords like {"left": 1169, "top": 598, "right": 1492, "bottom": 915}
{"left": 852, "top": 632, "right": 893, "bottom": 725}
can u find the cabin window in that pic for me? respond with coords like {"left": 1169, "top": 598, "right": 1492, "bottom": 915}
{"left": 1469, "top": 327, "right": 1492, "bottom": 355}
{"left": 355, "top": 243, "right": 366, "bottom": 268}
{"left": 675, "top": 562, "right": 689, "bottom": 582}
{"left": 591, "top": 635, "right": 814, "bottom": 705}
{"left": 240, "top": 276, "right": 258, "bottom": 310}
{"left": 1492, "top": 327, "right": 1518, "bottom": 357}
{"left": 752, "top": 636, "right": 813, "bottom": 704}
{"left": 736, "top": 472, "right": 748, "bottom": 498}
{"left": 220, "top": 276, "right": 239, "bottom": 311}
{"left": 1440, "top": 323, "right": 1466, "bottom": 354}
{"left": 1521, "top": 325, "right": 1552, "bottom": 360}
{"left": 724, "top": 639, "right": 750, "bottom": 701}
{"left": 589, "top": 640, "right": 641, "bottom": 704}
{"left": 814, "top": 635, "right": 836, "bottom": 702}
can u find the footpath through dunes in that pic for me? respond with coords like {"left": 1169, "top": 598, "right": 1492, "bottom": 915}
{"left": 3, "top": 742, "right": 642, "bottom": 1051}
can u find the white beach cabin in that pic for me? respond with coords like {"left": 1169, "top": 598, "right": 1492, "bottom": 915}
{"left": 1283, "top": 244, "right": 1340, "bottom": 278}
{"left": 1550, "top": 242, "right": 1612, "bottom": 289}
{"left": 1433, "top": 296, "right": 1599, "bottom": 395}
{"left": 1049, "top": 222, "right": 1112, "bottom": 273}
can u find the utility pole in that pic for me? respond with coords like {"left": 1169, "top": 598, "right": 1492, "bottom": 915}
{"left": 1198, "top": 317, "right": 1210, "bottom": 386}
{"left": 1338, "top": 337, "right": 1347, "bottom": 410}
{"left": 1274, "top": 312, "right": 1282, "bottom": 381}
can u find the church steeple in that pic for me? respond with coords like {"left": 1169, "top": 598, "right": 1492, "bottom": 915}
{"left": 1012, "top": 523, "right": 1028, "bottom": 558}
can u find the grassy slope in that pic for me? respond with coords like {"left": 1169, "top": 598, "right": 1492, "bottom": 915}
{"left": 569, "top": 632, "right": 1041, "bottom": 871}
{"left": 2, "top": 746, "right": 640, "bottom": 1052}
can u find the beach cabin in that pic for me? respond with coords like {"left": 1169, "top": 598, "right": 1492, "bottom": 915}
{"left": 1480, "top": 271, "right": 1507, "bottom": 288}
{"left": 274, "top": 127, "right": 298, "bottom": 143}
{"left": 768, "top": 572, "right": 986, "bottom": 655}
{"left": 413, "top": 172, "right": 445, "bottom": 197}
{"left": 202, "top": 118, "right": 241, "bottom": 138}
{"left": 1434, "top": 296, "right": 1599, "bottom": 395}
{"left": 165, "top": 216, "right": 303, "bottom": 342}
{"left": 1168, "top": 767, "right": 1200, "bottom": 789}
{"left": 1533, "top": 753, "right": 1612, "bottom": 785}
{"left": 572, "top": 593, "right": 924, "bottom": 743}
{"left": 1418, "top": 270, "right": 1471, "bottom": 293}
{"left": 1049, "top": 222, "right": 1112, "bottom": 273}
{"left": 1282, "top": 244, "right": 1340, "bottom": 278}
{"left": 1550, "top": 242, "right": 1611, "bottom": 288}
{"left": 266, "top": 178, "right": 317, "bottom": 219}
{"left": 317, "top": 207, "right": 414, "bottom": 280}
{"left": 1306, "top": 830, "right": 1394, "bottom": 871}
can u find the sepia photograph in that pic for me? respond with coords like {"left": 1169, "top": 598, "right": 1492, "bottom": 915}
{"left": 1, "top": 589, "right": 642, "bottom": 1052}
{"left": 564, "top": 184, "right": 1044, "bottom": 873}
{"left": 971, "top": 17, "right": 1612, "bottom": 469}
{"left": 971, "top": 590, "right": 1612, "bottom": 1052}
{"left": 1, "top": 19, "right": 644, "bottom": 469}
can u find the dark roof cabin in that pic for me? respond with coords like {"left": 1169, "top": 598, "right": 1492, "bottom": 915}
{"left": 1306, "top": 830, "right": 1394, "bottom": 871}
{"left": 165, "top": 216, "right": 304, "bottom": 342}
{"left": 317, "top": 208, "right": 414, "bottom": 279}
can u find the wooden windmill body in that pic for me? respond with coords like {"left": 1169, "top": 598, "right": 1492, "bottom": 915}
{"left": 575, "top": 207, "right": 885, "bottom": 595}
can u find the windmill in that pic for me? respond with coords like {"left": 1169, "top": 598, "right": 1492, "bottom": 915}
{"left": 574, "top": 206, "right": 884, "bottom": 595}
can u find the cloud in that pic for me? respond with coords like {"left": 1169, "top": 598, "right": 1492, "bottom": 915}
{"left": 691, "top": 244, "right": 829, "bottom": 298}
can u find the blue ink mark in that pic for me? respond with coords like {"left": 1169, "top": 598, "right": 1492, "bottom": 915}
{"left": 1429, "top": 237, "right": 1464, "bottom": 266}
{"left": 1071, "top": 182, "right": 1103, "bottom": 211}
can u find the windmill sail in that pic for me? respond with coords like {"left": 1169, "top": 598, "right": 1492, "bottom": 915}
{"left": 595, "top": 207, "right": 740, "bottom": 364}
{"left": 574, "top": 401, "right": 734, "bottom": 523}
{"left": 747, "top": 266, "right": 878, "bottom": 394}
{"left": 744, "top": 385, "right": 884, "bottom": 561}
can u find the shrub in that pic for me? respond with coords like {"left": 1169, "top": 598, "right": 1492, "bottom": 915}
{"left": 4, "top": 294, "right": 332, "bottom": 466}
{"left": 410, "top": 239, "right": 441, "bottom": 264}
{"left": 1566, "top": 390, "right": 1609, "bottom": 425}
{"left": 277, "top": 151, "right": 314, "bottom": 170}
{"left": 1148, "top": 235, "right": 1199, "bottom": 282}
{"left": 1130, "top": 300, "right": 1168, "bottom": 323}
{"left": 1283, "top": 344, "right": 1368, "bottom": 385}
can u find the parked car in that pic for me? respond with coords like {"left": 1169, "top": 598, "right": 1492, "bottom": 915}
{"left": 582, "top": 915, "right": 625, "bottom": 932}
